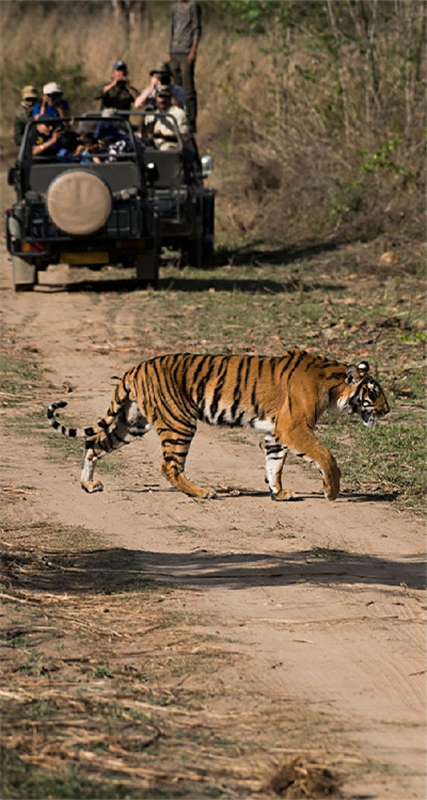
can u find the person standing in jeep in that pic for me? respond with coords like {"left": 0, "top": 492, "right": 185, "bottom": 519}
{"left": 167, "top": 0, "right": 202, "bottom": 135}
{"left": 95, "top": 61, "right": 139, "bottom": 112}
{"left": 33, "top": 82, "right": 70, "bottom": 122}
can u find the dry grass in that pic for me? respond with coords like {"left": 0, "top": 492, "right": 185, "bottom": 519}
{"left": 1, "top": 1, "right": 425, "bottom": 246}
{"left": 269, "top": 755, "right": 342, "bottom": 798}
{"left": 1, "top": 521, "right": 356, "bottom": 799}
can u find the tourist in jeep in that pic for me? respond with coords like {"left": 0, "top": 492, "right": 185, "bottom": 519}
{"left": 135, "top": 62, "right": 186, "bottom": 112}
{"left": 80, "top": 133, "right": 104, "bottom": 164}
{"left": 31, "top": 116, "right": 62, "bottom": 157}
{"left": 14, "top": 85, "right": 39, "bottom": 147}
{"left": 142, "top": 85, "right": 190, "bottom": 151}
{"left": 95, "top": 61, "right": 139, "bottom": 112}
{"left": 94, "top": 120, "right": 133, "bottom": 161}
{"left": 33, "top": 82, "right": 70, "bottom": 122}
{"left": 56, "top": 129, "right": 85, "bottom": 162}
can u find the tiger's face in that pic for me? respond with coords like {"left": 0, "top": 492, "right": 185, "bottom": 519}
{"left": 343, "top": 362, "right": 390, "bottom": 427}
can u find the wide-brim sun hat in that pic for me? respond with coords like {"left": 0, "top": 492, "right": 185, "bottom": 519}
{"left": 22, "top": 85, "right": 38, "bottom": 100}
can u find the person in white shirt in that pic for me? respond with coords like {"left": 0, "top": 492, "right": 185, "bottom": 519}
{"left": 142, "top": 85, "right": 190, "bottom": 151}
{"left": 135, "top": 62, "right": 186, "bottom": 113}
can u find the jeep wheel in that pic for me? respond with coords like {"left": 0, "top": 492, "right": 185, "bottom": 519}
{"left": 135, "top": 251, "right": 159, "bottom": 288}
{"left": 12, "top": 256, "right": 37, "bottom": 292}
{"left": 202, "top": 238, "right": 214, "bottom": 267}
{"left": 186, "top": 238, "right": 202, "bottom": 269}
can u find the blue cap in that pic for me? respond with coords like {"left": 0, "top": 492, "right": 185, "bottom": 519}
{"left": 113, "top": 61, "right": 127, "bottom": 71}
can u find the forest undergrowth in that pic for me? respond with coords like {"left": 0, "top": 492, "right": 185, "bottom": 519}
{"left": 1, "top": 0, "right": 425, "bottom": 247}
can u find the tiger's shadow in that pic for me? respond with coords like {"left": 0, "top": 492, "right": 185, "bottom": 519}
{"left": 119, "top": 485, "right": 399, "bottom": 504}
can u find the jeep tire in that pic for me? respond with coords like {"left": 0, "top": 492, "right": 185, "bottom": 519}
{"left": 135, "top": 251, "right": 159, "bottom": 288}
{"left": 186, "top": 238, "right": 202, "bottom": 269}
{"left": 12, "top": 256, "right": 37, "bottom": 292}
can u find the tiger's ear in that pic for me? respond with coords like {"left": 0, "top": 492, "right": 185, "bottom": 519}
{"left": 345, "top": 365, "right": 361, "bottom": 385}
{"left": 357, "top": 361, "right": 370, "bottom": 375}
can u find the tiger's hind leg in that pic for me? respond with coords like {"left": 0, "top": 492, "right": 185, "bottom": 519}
{"left": 155, "top": 419, "right": 216, "bottom": 498}
{"left": 81, "top": 400, "right": 150, "bottom": 493}
{"left": 264, "top": 433, "right": 295, "bottom": 501}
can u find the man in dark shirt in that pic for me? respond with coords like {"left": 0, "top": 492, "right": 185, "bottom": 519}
{"left": 167, "top": 0, "right": 202, "bottom": 134}
{"left": 31, "top": 116, "right": 62, "bottom": 157}
{"left": 95, "top": 61, "right": 139, "bottom": 112}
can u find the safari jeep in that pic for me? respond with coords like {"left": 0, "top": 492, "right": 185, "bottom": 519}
{"left": 5, "top": 115, "right": 160, "bottom": 291}
{"left": 132, "top": 110, "right": 215, "bottom": 269}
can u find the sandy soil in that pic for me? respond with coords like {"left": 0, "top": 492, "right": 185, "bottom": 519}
{"left": 1, "top": 257, "right": 426, "bottom": 799}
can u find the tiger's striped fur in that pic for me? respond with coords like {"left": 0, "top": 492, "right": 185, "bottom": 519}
{"left": 47, "top": 349, "right": 389, "bottom": 501}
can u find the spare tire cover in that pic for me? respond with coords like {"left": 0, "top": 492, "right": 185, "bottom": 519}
{"left": 47, "top": 170, "right": 112, "bottom": 235}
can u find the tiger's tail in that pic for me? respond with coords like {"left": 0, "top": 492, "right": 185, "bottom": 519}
{"left": 47, "top": 401, "right": 107, "bottom": 439}
{"left": 47, "top": 378, "right": 130, "bottom": 440}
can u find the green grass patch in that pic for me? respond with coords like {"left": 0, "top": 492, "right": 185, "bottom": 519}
{"left": 319, "top": 414, "right": 426, "bottom": 514}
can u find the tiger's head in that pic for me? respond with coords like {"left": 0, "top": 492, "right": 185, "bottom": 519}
{"left": 339, "top": 361, "right": 390, "bottom": 427}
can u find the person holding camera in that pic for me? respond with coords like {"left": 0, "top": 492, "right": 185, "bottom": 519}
{"left": 95, "top": 61, "right": 139, "bottom": 112}
{"left": 135, "top": 62, "right": 186, "bottom": 113}
{"left": 33, "top": 82, "right": 70, "bottom": 122}
{"left": 31, "top": 116, "right": 62, "bottom": 157}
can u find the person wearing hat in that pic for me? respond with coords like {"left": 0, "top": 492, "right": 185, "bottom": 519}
{"left": 141, "top": 84, "right": 190, "bottom": 152}
{"left": 167, "top": 0, "right": 202, "bottom": 134}
{"left": 14, "top": 86, "right": 39, "bottom": 146}
{"left": 95, "top": 61, "right": 139, "bottom": 112}
{"left": 135, "top": 62, "right": 186, "bottom": 113}
{"left": 30, "top": 116, "right": 62, "bottom": 157}
{"left": 33, "top": 82, "right": 70, "bottom": 121}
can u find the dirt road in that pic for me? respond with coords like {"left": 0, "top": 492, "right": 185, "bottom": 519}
{"left": 1, "top": 257, "right": 425, "bottom": 799}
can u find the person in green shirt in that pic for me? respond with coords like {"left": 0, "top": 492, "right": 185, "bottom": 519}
{"left": 95, "top": 61, "right": 139, "bottom": 112}
{"left": 14, "top": 85, "right": 39, "bottom": 147}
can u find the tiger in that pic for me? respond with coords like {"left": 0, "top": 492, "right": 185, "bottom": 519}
{"left": 47, "top": 349, "right": 389, "bottom": 502}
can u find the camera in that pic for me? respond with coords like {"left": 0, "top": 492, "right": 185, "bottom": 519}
{"left": 116, "top": 80, "right": 127, "bottom": 89}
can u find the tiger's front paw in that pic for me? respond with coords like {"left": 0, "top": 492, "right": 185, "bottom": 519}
{"left": 271, "top": 489, "right": 296, "bottom": 501}
{"left": 323, "top": 466, "right": 341, "bottom": 500}
{"left": 202, "top": 488, "right": 217, "bottom": 499}
{"left": 81, "top": 480, "right": 104, "bottom": 494}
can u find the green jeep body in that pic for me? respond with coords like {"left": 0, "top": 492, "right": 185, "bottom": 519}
{"left": 5, "top": 115, "right": 160, "bottom": 291}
